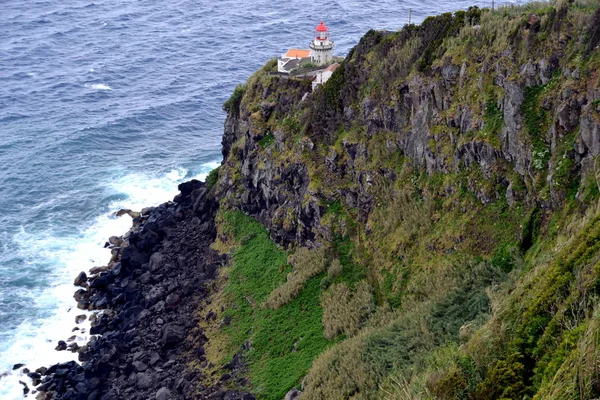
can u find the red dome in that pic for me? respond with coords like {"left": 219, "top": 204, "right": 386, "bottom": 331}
{"left": 315, "top": 21, "right": 328, "bottom": 32}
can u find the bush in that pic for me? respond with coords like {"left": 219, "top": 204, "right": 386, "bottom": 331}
{"left": 258, "top": 133, "right": 275, "bottom": 148}
{"left": 265, "top": 247, "right": 327, "bottom": 309}
{"left": 321, "top": 280, "right": 374, "bottom": 339}
{"left": 327, "top": 258, "right": 343, "bottom": 279}
{"left": 491, "top": 244, "right": 519, "bottom": 273}
{"left": 205, "top": 166, "right": 220, "bottom": 190}
{"left": 222, "top": 84, "right": 246, "bottom": 113}
{"left": 483, "top": 99, "right": 504, "bottom": 136}
{"left": 475, "top": 353, "right": 528, "bottom": 399}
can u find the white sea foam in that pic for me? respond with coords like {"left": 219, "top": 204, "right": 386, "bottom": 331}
{"left": 0, "top": 160, "right": 220, "bottom": 399}
{"left": 87, "top": 83, "right": 111, "bottom": 90}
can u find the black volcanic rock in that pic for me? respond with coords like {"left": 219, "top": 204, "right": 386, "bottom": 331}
{"left": 161, "top": 324, "right": 184, "bottom": 349}
{"left": 39, "top": 180, "right": 252, "bottom": 399}
{"left": 73, "top": 271, "right": 87, "bottom": 287}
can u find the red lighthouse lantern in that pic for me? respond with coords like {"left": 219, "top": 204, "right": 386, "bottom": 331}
{"left": 315, "top": 21, "right": 329, "bottom": 41}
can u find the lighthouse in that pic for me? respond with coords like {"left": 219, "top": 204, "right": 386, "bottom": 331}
{"left": 309, "top": 21, "right": 334, "bottom": 65}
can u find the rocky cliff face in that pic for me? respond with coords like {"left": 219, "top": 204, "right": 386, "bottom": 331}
{"left": 218, "top": 71, "right": 323, "bottom": 246}
{"left": 211, "top": 4, "right": 600, "bottom": 399}
{"left": 218, "top": 6, "right": 600, "bottom": 249}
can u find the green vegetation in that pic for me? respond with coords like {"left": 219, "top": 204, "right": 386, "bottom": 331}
{"left": 258, "top": 133, "right": 274, "bottom": 148}
{"left": 483, "top": 99, "right": 504, "bottom": 136}
{"left": 522, "top": 84, "right": 551, "bottom": 170}
{"left": 205, "top": 166, "right": 220, "bottom": 190}
{"left": 321, "top": 280, "right": 374, "bottom": 339}
{"left": 265, "top": 247, "right": 326, "bottom": 309}
{"left": 223, "top": 84, "right": 246, "bottom": 113}
{"left": 209, "top": 212, "right": 331, "bottom": 399}
{"left": 207, "top": 1, "right": 600, "bottom": 399}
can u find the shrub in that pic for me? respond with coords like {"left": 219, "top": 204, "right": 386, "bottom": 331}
{"left": 222, "top": 84, "right": 246, "bottom": 113}
{"left": 205, "top": 166, "right": 220, "bottom": 190}
{"left": 265, "top": 247, "right": 327, "bottom": 309}
{"left": 327, "top": 258, "right": 343, "bottom": 279}
{"left": 483, "top": 99, "right": 504, "bottom": 136}
{"left": 491, "top": 243, "right": 519, "bottom": 273}
{"left": 475, "top": 353, "right": 528, "bottom": 399}
{"left": 302, "top": 303, "right": 435, "bottom": 400}
{"left": 321, "top": 280, "right": 375, "bottom": 339}
{"left": 258, "top": 133, "right": 275, "bottom": 148}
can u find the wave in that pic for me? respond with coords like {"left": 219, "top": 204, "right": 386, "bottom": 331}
{"left": 0, "top": 160, "right": 219, "bottom": 399}
{"left": 86, "top": 83, "right": 112, "bottom": 91}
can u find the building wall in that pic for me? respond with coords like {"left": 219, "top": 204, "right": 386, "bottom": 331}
{"left": 310, "top": 49, "right": 333, "bottom": 65}
{"left": 278, "top": 59, "right": 287, "bottom": 73}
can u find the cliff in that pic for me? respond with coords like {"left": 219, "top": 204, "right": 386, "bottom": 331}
{"left": 210, "top": 2, "right": 600, "bottom": 399}
{"left": 39, "top": 1, "right": 600, "bottom": 400}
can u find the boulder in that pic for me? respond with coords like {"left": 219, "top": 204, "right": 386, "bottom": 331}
{"left": 73, "top": 271, "right": 87, "bottom": 287}
{"left": 55, "top": 341, "right": 67, "bottom": 351}
{"left": 161, "top": 324, "right": 185, "bottom": 349}
{"left": 285, "top": 389, "right": 301, "bottom": 400}
{"left": 149, "top": 252, "right": 164, "bottom": 273}
{"left": 115, "top": 209, "right": 141, "bottom": 219}
{"left": 108, "top": 236, "right": 122, "bottom": 247}
{"left": 18, "top": 380, "right": 29, "bottom": 395}
{"left": 73, "top": 289, "right": 87, "bottom": 302}
{"left": 136, "top": 372, "right": 153, "bottom": 389}
{"left": 155, "top": 387, "right": 171, "bottom": 400}
{"left": 132, "top": 361, "right": 148, "bottom": 373}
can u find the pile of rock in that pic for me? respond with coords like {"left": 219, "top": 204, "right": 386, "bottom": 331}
{"left": 36, "top": 180, "right": 254, "bottom": 400}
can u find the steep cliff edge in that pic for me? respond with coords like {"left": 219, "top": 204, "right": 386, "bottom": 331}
{"left": 206, "top": 2, "right": 600, "bottom": 399}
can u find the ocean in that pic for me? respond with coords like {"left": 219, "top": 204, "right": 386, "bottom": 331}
{"left": 0, "top": 0, "right": 521, "bottom": 397}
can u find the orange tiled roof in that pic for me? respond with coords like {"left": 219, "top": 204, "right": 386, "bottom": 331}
{"left": 285, "top": 49, "right": 311, "bottom": 58}
{"left": 325, "top": 63, "right": 340, "bottom": 72}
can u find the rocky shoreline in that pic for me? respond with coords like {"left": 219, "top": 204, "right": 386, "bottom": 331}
{"left": 24, "top": 180, "right": 253, "bottom": 400}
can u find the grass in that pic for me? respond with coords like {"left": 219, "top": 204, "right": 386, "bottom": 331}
{"left": 258, "top": 133, "right": 275, "bottom": 148}
{"left": 265, "top": 247, "right": 326, "bottom": 309}
{"left": 321, "top": 280, "right": 374, "bottom": 339}
{"left": 214, "top": 211, "right": 331, "bottom": 400}
{"left": 522, "top": 78, "right": 560, "bottom": 173}
{"left": 483, "top": 99, "right": 504, "bottom": 136}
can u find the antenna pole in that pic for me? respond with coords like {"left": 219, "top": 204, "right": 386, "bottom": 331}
{"left": 408, "top": 8, "right": 412, "bottom": 25}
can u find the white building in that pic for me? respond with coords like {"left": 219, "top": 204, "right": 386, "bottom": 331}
{"left": 277, "top": 21, "right": 335, "bottom": 74}
{"left": 277, "top": 49, "right": 312, "bottom": 74}
{"left": 309, "top": 21, "right": 334, "bottom": 65}
{"left": 312, "top": 63, "right": 340, "bottom": 91}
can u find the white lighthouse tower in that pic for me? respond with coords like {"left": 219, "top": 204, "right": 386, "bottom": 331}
{"left": 309, "top": 21, "right": 334, "bottom": 65}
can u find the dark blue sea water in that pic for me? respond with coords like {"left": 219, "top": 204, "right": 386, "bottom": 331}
{"left": 0, "top": 0, "right": 521, "bottom": 397}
